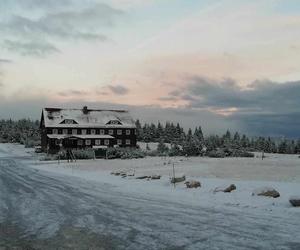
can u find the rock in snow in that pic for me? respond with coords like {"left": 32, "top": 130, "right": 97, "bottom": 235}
{"left": 151, "top": 175, "right": 161, "bottom": 180}
{"left": 214, "top": 184, "right": 236, "bottom": 193}
{"left": 289, "top": 196, "right": 300, "bottom": 207}
{"left": 136, "top": 175, "right": 150, "bottom": 180}
{"left": 252, "top": 187, "right": 280, "bottom": 198}
{"left": 185, "top": 180, "right": 201, "bottom": 188}
{"left": 170, "top": 175, "right": 186, "bottom": 184}
{"left": 224, "top": 184, "right": 237, "bottom": 193}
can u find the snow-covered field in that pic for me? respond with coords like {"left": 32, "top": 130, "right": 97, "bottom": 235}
{"left": 1, "top": 143, "right": 300, "bottom": 249}
{"left": 1, "top": 143, "right": 299, "bottom": 213}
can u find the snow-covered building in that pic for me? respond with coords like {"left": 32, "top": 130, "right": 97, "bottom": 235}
{"left": 40, "top": 107, "right": 137, "bottom": 153}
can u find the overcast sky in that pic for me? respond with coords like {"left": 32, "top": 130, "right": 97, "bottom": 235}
{"left": 0, "top": 0, "right": 300, "bottom": 137}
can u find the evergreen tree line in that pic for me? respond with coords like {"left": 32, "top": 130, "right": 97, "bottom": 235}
{"left": 0, "top": 119, "right": 40, "bottom": 146}
{"left": 136, "top": 120, "right": 300, "bottom": 156}
{"left": 1, "top": 118, "right": 299, "bottom": 156}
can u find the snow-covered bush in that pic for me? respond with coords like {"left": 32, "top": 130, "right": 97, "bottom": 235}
{"left": 107, "top": 147, "right": 145, "bottom": 159}
{"left": 207, "top": 149, "right": 226, "bottom": 158}
{"left": 72, "top": 149, "right": 95, "bottom": 159}
{"left": 23, "top": 138, "right": 40, "bottom": 148}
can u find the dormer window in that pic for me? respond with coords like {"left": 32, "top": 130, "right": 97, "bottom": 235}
{"left": 106, "top": 120, "right": 122, "bottom": 125}
{"left": 60, "top": 119, "right": 78, "bottom": 124}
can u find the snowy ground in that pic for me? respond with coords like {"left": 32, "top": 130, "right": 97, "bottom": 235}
{"left": 1, "top": 143, "right": 300, "bottom": 249}
{"left": 28, "top": 152, "right": 300, "bottom": 213}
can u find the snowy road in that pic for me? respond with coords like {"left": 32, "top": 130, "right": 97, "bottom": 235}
{"left": 1, "top": 156, "right": 300, "bottom": 249}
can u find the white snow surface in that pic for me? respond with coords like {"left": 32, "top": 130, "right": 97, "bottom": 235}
{"left": 1, "top": 143, "right": 300, "bottom": 249}
{"left": 42, "top": 108, "right": 136, "bottom": 128}
{"left": 1, "top": 143, "right": 298, "bottom": 214}
{"left": 1, "top": 144, "right": 300, "bottom": 213}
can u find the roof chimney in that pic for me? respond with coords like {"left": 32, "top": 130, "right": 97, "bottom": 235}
{"left": 83, "top": 106, "right": 89, "bottom": 114}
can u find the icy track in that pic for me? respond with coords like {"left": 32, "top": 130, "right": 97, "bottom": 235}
{"left": 0, "top": 150, "right": 300, "bottom": 249}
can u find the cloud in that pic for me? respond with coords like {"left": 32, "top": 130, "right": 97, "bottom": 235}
{"left": 0, "top": 58, "right": 13, "bottom": 64}
{"left": 0, "top": 58, "right": 12, "bottom": 88}
{"left": 0, "top": 0, "right": 72, "bottom": 10}
{"left": 57, "top": 89, "right": 88, "bottom": 97}
{"left": 0, "top": 1, "right": 123, "bottom": 56}
{"left": 171, "top": 77, "right": 300, "bottom": 115}
{"left": 3, "top": 40, "right": 60, "bottom": 57}
{"left": 159, "top": 76, "right": 300, "bottom": 137}
{"left": 0, "top": 96, "right": 239, "bottom": 135}
{"left": 231, "top": 111, "right": 300, "bottom": 138}
{"left": 107, "top": 85, "right": 129, "bottom": 95}
{"left": 158, "top": 96, "right": 178, "bottom": 102}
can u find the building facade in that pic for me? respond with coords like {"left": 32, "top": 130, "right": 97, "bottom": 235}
{"left": 40, "top": 107, "right": 137, "bottom": 153}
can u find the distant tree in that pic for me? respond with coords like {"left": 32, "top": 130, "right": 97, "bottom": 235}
{"left": 135, "top": 119, "right": 142, "bottom": 140}
{"left": 278, "top": 140, "right": 288, "bottom": 154}
{"left": 157, "top": 140, "right": 169, "bottom": 154}
{"left": 194, "top": 126, "right": 204, "bottom": 141}
{"left": 169, "top": 143, "right": 182, "bottom": 156}
{"left": 182, "top": 135, "right": 203, "bottom": 156}
{"left": 295, "top": 139, "right": 300, "bottom": 154}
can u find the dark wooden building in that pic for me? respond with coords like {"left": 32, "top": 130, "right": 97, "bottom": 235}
{"left": 40, "top": 107, "right": 137, "bottom": 153}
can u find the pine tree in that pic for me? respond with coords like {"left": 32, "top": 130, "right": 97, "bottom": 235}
{"left": 135, "top": 119, "right": 142, "bottom": 141}
{"left": 278, "top": 140, "right": 288, "bottom": 154}
{"left": 157, "top": 140, "right": 169, "bottom": 154}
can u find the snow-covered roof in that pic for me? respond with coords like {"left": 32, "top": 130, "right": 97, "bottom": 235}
{"left": 42, "top": 107, "right": 136, "bottom": 128}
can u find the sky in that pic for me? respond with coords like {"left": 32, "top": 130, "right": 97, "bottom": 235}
{"left": 0, "top": 0, "right": 300, "bottom": 137}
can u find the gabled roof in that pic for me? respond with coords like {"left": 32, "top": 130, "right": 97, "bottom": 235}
{"left": 42, "top": 107, "right": 136, "bottom": 128}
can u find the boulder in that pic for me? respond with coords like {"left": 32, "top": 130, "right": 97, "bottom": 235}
{"left": 136, "top": 175, "right": 151, "bottom": 180}
{"left": 111, "top": 171, "right": 121, "bottom": 176}
{"left": 170, "top": 175, "right": 186, "bottom": 184}
{"left": 151, "top": 175, "right": 161, "bottom": 180}
{"left": 214, "top": 184, "right": 236, "bottom": 193}
{"left": 224, "top": 184, "right": 236, "bottom": 193}
{"left": 185, "top": 180, "right": 201, "bottom": 188}
{"left": 289, "top": 196, "right": 300, "bottom": 207}
{"left": 252, "top": 187, "right": 280, "bottom": 198}
{"left": 111, "top": 171, "right": 128, "bottom": 177}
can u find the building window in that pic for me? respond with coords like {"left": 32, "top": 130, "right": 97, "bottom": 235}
{"left": 77, "top": 140, "right": 83, "bottom": 146}
{"left": 117, "top": 129, "right": 122, "bottom": 135}
{"left": 109, "top": 120, "right": 121, "bottom": 125}
{"left": 85, "top": 139, "right": 91, "bottom": 146}
{"left": 91, "top": 129, "right": 96, "bottom": 135}
{"left": 108, "top": 129, "right": 114, "bottom": 135}
{"left": 53, "top": 129, "right": 58, "bottom": 134}
{"left": 95, "top": 139, "right": 101, "bottom": 145}
{"left": 134, "top": 129, "right": 137, "bottom": 135}
{"left": 104, "top": 139, "right": 110, "bottom": 146}
{"left": 117, "top": 139, "right": 122, "bottom": 145}
{"left": 63, "top": 129, "right": 68, "bottom": 134}
{"left": 126, "top": 139, "right": 130, "bottom": 145}
{"left": 81, "top": 129, "right": 87, "bottom": 135}
{"left": 126, "top": 129, "right": 130, "bottom": 135}
{"left": 55, "top": 139, "right": 60, "bottom": 145}
{"left": 72, "top": 129, "right": 77, "bottom": 135}
{"left": 100, "top": 129, "right": 105, "bottom": 135}
{"left": 65, "top": 119, "right": 74, "bottom": 124}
